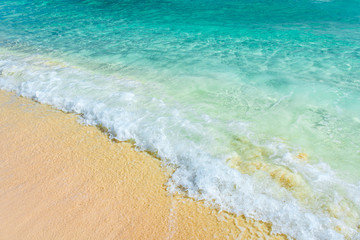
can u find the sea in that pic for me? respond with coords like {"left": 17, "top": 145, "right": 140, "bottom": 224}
{"left": 0, "top": 0, "right": 359, "bottom": 239}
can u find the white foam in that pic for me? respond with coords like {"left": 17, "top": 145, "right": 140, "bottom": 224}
{"left": 1, "top": 50, "right": 359, "bottom": 240}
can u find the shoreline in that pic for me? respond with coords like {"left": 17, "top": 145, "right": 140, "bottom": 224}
{"left": 0, "top": 90, "right": 287, "bottom": 239}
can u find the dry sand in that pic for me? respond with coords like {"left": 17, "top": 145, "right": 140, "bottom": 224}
{"left": 0, "top": 90, "right": 287, "bottom": 240}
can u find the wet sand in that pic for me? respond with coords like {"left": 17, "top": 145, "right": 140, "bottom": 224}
{"left": 0, "top": 90, "right": 287, "bottom": 240}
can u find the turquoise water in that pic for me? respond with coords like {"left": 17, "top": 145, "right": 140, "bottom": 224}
{"left": 0, "top": 0, "right": 359, "bottom": 239}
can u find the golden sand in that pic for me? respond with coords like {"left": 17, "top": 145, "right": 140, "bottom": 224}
{"left": 0, "top": 90, "right": 287, "bottom": 240}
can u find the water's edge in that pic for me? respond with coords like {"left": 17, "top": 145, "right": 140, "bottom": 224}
{"left": 1, "top": 50, "right": 359, "bottom": 239}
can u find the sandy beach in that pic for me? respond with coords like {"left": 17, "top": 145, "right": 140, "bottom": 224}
{"left": 0, "top": 90, "right": 287, "bottom": 239}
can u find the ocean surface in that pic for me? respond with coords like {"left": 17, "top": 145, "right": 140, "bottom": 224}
{"left": 0, "top": 0, "right": 359, "bottom": 239}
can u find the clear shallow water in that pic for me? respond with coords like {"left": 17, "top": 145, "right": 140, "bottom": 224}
{"left": 0, "top": 0, "right": 359, "bottom": 239}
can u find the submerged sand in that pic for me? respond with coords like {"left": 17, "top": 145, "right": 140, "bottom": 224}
{"left": 0, "top": 90, "right": 287, "bottom": 240}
